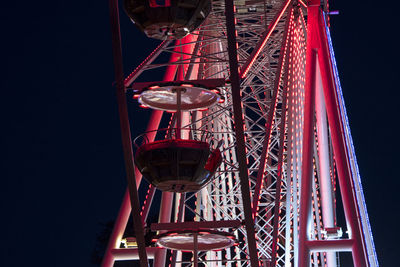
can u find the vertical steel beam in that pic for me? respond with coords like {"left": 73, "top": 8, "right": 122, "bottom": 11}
{"left": 224, "top": 0, "right": 259, "bottom": 266}
{"left": 269, "top": 62, "right": 289, "bottom": 266}
{"left": 297, "top": 4, "right": 321, "bottom": 266}
{"left": 108, "top": 0, "right": 149, "bottom": 266}
{"left": 141, "top": 185, "right": 156, "bottom": 225}
{"left": 154, "top": 192, "right": 173, "bottom": 267}
{"left": 193, "top": 233, "right": 199, "bottom": 267}
{"left": 297, "top": 41, "right": 317, "bottom": 267}
{"left": 315, "top": 52, "right": 335, "bottom": 232}
{"left": 315, "top": 59, "right": 337, "bottom": 267}
{"left": 298, "top": 2, "right": 369, "bottom": 266}
{"left": 102, "top": 188, "right": 131, "bottom": 267}
{"left": 154, "top": 36, "right": 195, "bottom": 266}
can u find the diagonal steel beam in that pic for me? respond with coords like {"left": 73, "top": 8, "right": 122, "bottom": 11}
{"left": 108, "top": 0, "right": 148, "bottom": 266}
{"left": 224, "top": 0, "right": 259, "bottom": 266}
{"left": 239, "top": 0, "right": 293, "bottom": 78}
{"left": 124, "top": 40, "right": 171, "bottom": 87}
{"left": 252, "top": 6, "right": 293, "bottom": 217}
{"left": 102, "top": 110, "right": 163, "bottom": 267}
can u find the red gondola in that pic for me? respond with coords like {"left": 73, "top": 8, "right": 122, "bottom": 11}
{"left": 135, "top": 138, "right": 221, "bottom": 192}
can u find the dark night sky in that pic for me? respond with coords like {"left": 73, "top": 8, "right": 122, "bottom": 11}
{"left": 1, "top": 1, "right": 399, "bottom": 266}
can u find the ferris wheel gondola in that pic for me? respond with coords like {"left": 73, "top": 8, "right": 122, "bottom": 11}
{"left": 124, "top": 0, "right": 211, "bottom": 39}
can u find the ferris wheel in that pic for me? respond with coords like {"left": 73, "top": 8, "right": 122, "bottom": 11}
{"left": 103, "top": 0, "right": 378, "bottom": 266}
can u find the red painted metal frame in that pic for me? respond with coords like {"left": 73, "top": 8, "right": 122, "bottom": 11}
{"left": 298, "top": 2, "right": 369, "bottom": 266}
{"left": 224, "top": 0, "right": 259, "bottom": 266}
{"left": 141, "top": 184, "right": 156, "bottom": 225}
{"left": 183, "top": 34, "right": 201, "bottom": 80}
{"left": 297, "top": 43, "right": 317, "bottom": 267}
{"left": 315, "top": 8, "right": 369, "bottom": 267}
{"left": 239, "top": 0, "right": 292, "bottom": 78}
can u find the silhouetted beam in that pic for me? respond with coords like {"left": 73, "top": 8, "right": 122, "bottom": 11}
{"left": 224, "top": 0, "right": 259, "bottom": 266}
{"left": 108, "top": 0, "right": 148, "bottom": 266}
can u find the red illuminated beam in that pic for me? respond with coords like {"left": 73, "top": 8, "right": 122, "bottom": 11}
{"left": 239, "top": 0, "right": 292, "bottom": 78}
{"left": 251, "top": 7, "right": 293, "bottom": 217}
{"left": 298, "top": 3, "right": 369, "bottom": 266}
{"left": 315, "top": 9, "right": 369, "bottom": 267}
{"left": 298, "top": 0, "right": 307, "bottom": 8}
{"left": 269, "top": 46, "right": 290, "bottom": 267}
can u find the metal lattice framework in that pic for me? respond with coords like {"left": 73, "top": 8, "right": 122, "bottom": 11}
{"left": 104, "top": 0, "right": 378, "bottom": 266}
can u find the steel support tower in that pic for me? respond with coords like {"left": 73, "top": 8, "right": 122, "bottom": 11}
{"left": 104, "top": 0, "right": 378, "bottom": 266}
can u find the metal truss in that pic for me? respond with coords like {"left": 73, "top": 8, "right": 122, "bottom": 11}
{"left": 104, "top": 0, "right": 378, "bottom": 266}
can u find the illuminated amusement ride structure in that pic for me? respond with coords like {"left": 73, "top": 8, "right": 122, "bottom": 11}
{"left": 104, "top": 0, "right": 378, "bottom": 266}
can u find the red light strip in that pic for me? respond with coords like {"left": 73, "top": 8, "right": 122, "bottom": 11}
{"left": 251, "top": 7, "right": 294, "bottom": 218}
{"left": 239, "top": 0, "right": 292, "bottom": 78}
{"left": 140, "top": 185, "right": 156, "bottom": 225}
{"left": 298, "top": 0, "right": 307, "bottom": 8}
